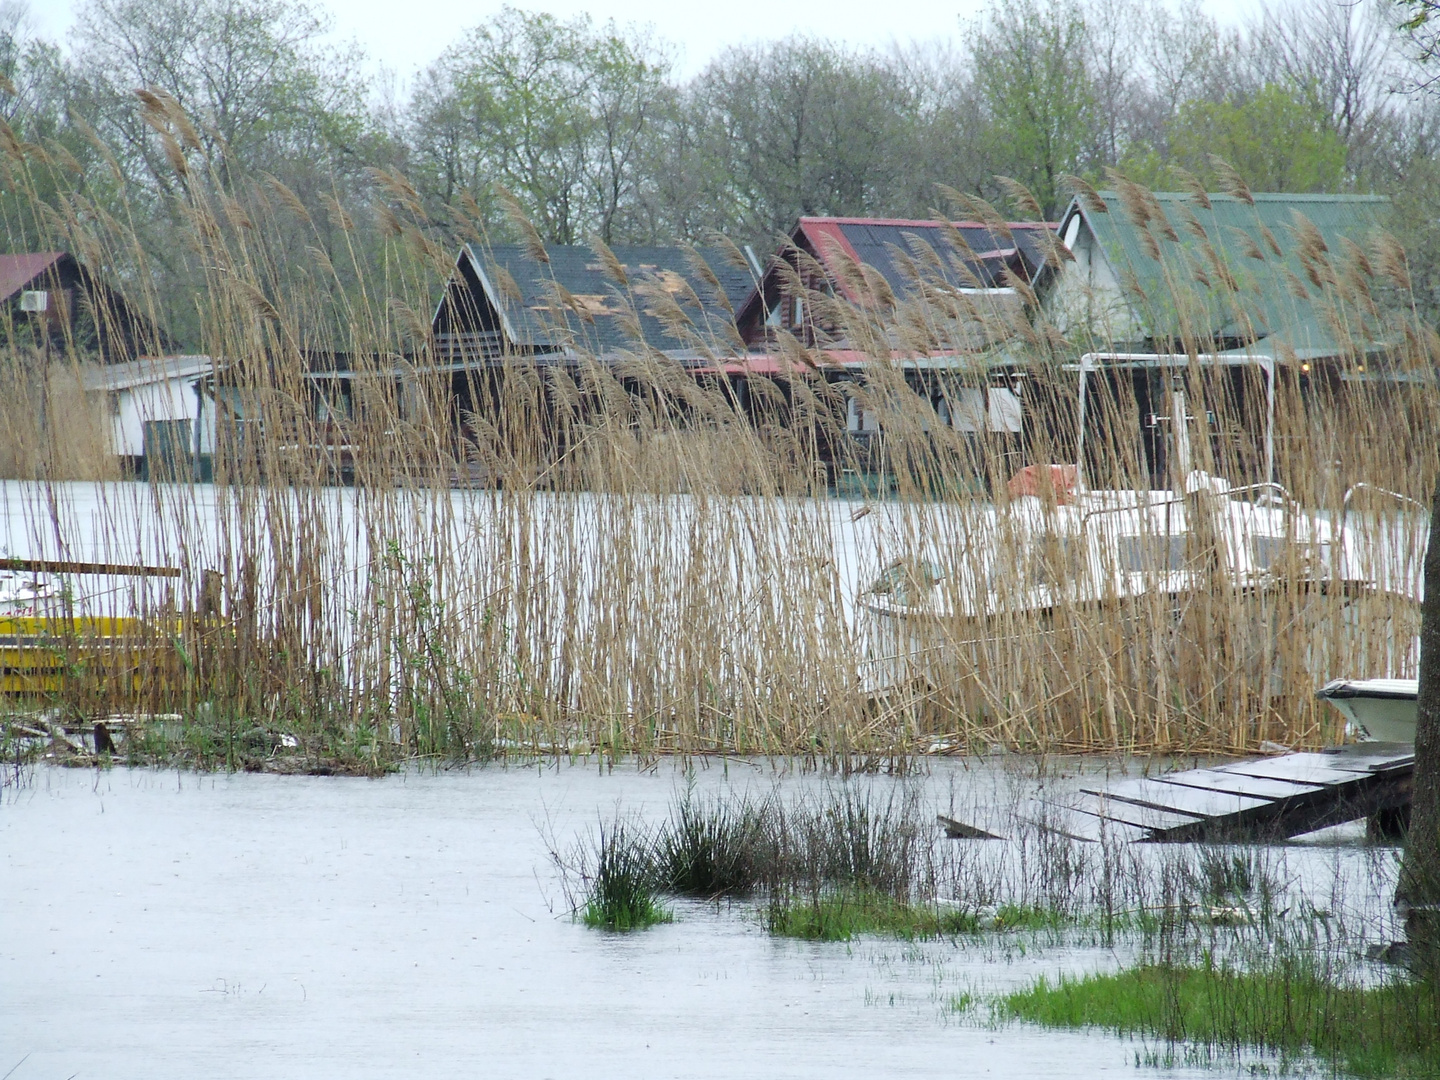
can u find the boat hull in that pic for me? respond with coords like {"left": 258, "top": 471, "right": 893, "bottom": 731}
{"left": 1316, "top": 679, "right": 1418, "bottom": 744}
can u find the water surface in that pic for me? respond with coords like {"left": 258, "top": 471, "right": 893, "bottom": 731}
{"left": 0, "top": 760, "right": 1257, "bottom": 1079}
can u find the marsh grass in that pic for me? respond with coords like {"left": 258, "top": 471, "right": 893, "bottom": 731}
{"left": 655, "top": 784, "right": 776, "bottom": 897}
{"left": 1002, "top": 962, "right": 1440, "bottom": 1078}
{"left": 764, "top": 887, "right": 982, "bottom": 941}
{"left": 562, "top": 781, "right": 1318, "bottom": 948}
{"left": 0, "top": 109, "right": 1432, "bottom": 766}
{"left": 762, "top": 891, "right": 1084, "bottom": 941}
{"left": 577, "top": 818, "right": 672, "bottom": 932}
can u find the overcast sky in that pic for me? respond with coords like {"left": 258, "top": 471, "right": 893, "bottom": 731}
{"left": 32, "top": 0, "right": 1254, "bottom": 83}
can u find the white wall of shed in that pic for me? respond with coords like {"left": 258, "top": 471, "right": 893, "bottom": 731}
{"left": 103, "top": 377, "right": 215, "bottom": 457}
{"left": 1043, "top": 211, "right": 1142, "bottom": 344}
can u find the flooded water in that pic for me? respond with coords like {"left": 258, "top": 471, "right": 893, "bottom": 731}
{"left": 0, "top": 760, "right": 1395, "bottom": 1079}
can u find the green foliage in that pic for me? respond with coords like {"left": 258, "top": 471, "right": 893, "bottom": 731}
{"left": 765, "top": 888, "right": 982, "bottom": 942}
{"left": 1003, "top": 963, "right": 1440, "bottom": 1077}
{"left": 381, "top": 542, "right": 495, "bottom": 763}
{"left": 970, "top": 0, "right": 1096, "bottom": 216}
{"left": 1165, "top": 83, "right": 1348, "bottom": 193}
{"left": 411, "top": 6, "right": 670, "bottom": 244}
{"left": 678, "top": 38, "right": 925, "bottom": 239}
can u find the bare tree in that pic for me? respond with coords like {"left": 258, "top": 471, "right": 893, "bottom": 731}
{"left": 1245, "top": 0, "right": 1407, "bottom": 172}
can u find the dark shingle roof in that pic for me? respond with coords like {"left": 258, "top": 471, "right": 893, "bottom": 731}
{"left": 732, "top": 217, "right": 1057, "bottom": 343}
{"left": 459, "top": 243, "right": 753, "bottom": 356}
{"left": 796, "top": 217, "right": 1055, "bottom": 297}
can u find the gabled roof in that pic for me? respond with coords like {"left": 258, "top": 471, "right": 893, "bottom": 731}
{"left": 0, "top": 252, "right": 65, "bottom": 300}
{"left": 1057, "top": 191, "right": 1390, "bottom": 355}
{"left": 734, "top": 217, "right": 1057, "bottom": 342}
{"left": 795, "top": 216, "right": 1054, "bottom": 292}
{"left": 437, "top": 243, "right": 754, "bottom": 359}
{"left": 0, "top": 250, "right": 172, "bottom": 361}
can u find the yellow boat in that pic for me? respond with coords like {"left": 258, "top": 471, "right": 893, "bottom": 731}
{"left": 0, "top": 614, "right": 179, "bottom": 695}
{"left": 0, "top": 559, "right": 193, "bottom": 699}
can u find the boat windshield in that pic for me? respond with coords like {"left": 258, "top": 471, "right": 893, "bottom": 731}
{"left": 1116, "top": 533, "right": 1188, "bottom": 573}
{"left": 868, "top": 560, "right": 946, "bottom": 606}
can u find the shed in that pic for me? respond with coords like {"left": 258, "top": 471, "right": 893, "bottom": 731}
{"left": 81, "top": 355, "right": 218, "bottom": 478}
{"left": 734, "top": 217, "right": 1059, "bottom": 348}
{"left": 1042, "top": 191, "right": 1391, "bottom": 359}
{"left": 1, "top": 252, "right": 171, "bottom": 363}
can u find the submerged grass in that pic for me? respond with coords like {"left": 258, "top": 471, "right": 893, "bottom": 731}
{"left": 1002, "top": 963, "right": 1440, "bottom": 1078}
{"left": 765, "top": 888, "right": 981, "bottom": 941}
{"left": 563, "top": 782, "right": 1303, "bottom": 946}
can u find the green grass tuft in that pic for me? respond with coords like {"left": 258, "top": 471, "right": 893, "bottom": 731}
{"left": 765, "top": 888, "right": 983, "bottom": 942}
{"left": 1002, "top": 963, "right": 1440, "bottom": 1078}
{"left": 656, "top": 786, "right": 773, "bottom": 897}
{"left": 580, "top": 818, "right": 673, "bottom": 932}
{"left": 581, "top": 893, "right": 673, "bottom": 931}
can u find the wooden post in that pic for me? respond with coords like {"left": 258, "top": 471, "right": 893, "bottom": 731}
{"left": 1401, "top": 469, "right": 1440, "bottom": 978}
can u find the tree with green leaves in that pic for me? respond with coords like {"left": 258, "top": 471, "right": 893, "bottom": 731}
{"left": 677, "top": 38, "right": 919, "bottom": 240}
{"left": 1165, "top": 82, "right": 1348, "bottom": 192}
{"left": 70, "top": 0, "right": 373, "bottom": 199}
{"left": 969, "top": 0, "right": 1096, "bottom": 217}
{"left": 407, "top": 7, "right": 670, "bottom": 245}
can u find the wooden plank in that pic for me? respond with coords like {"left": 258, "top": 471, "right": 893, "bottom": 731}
{"left": 1020, "top": 803, "right": 1150, "bottom": 845}
{"left": 1062, "top": 792, "right": 1205, "bottom": 833}
{"left": 1214, "top": 755, "right": 1381, "bottom": 786}
{"left": 1082, "top": 778, "right": 1271, "bottom": 819}
{"left": 1324, "top": 745, "right": 1416, "bottom": 772}
{"left": 1152, "top": 769, "right": 1326, "bottom": 801}
{"left": 0, "top": 558, "right": 182, "bottom": 578}
{"left": 936, "top": 814, "right": 1004, "bottom": 840}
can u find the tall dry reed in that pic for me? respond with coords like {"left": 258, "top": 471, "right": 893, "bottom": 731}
{"left": 0, "top": 112, "right": 1432, "bottom": 764}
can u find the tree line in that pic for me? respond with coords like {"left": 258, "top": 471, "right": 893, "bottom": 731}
{"left": 4, "top": 0, "right": 1440, "bottom": 342}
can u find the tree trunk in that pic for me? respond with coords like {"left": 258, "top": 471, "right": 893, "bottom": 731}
{"left": 1402, "top": 470, "right": 1440, "bottom": 979}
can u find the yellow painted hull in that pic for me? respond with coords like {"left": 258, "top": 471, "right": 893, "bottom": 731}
{"left": 0, "top": 615, "right": 184, "bottom": 696}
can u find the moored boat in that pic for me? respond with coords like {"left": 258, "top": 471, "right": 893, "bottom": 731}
{"left": 857, "top": 352, "right": 1425, "bottom": 717}
{"left": 1316, "top": 677, "right": 1418, "bottom": 744}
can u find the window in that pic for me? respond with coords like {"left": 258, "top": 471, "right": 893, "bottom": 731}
{"left": 1117, "top": 534, "right": 1188, "bottom": 573}
{"left": 988, "top": 388, "right": 1022, "bottom": 433}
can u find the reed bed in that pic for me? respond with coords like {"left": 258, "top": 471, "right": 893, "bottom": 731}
{"left": 0, "top": 111, "right": 1433, "bottom": 765}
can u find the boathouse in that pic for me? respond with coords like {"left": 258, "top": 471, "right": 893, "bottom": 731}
{"left": 1039, "top": 191, "right": 1401, "bottom": 490}
{"left": 81, "top": 355, "right": 220, "bottom": 479}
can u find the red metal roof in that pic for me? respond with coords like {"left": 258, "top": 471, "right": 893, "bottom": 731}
{"left": 0, "top": 252, "right": 65, "bottom": 301}
{"left": 740, "top": 217, "right": 1059, "bottom": 323}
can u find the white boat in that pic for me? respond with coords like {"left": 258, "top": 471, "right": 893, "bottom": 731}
{"left": 0, "top": 570, "right": 63, "bottom": 617}
{"left": 857, "top": 353, "right": 1425, "bottom": 704}
{"left": 1316, "top": 678, "right": 1419, "bottom": 744}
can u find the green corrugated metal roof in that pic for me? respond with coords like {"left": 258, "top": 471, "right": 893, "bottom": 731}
{"left": 1074, "top": 191, "right": 1389, "bottom": 356}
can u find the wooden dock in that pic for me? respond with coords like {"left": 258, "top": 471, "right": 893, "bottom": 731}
{"left": 939, "top": 743, "right": 1415, "bottom": 844}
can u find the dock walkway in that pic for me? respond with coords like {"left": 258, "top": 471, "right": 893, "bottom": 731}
{"left": 939, "top": 743, "right": 1415, "bottom": 843}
